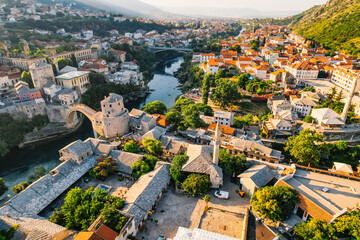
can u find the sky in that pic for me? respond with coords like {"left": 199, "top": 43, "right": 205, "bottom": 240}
{"left": 139, "top": 0, "right": 328, "bottom": 12}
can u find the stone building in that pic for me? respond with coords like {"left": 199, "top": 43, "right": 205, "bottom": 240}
{"left": 29, "top": 62, "right": 55, "bottom": 90}
{"left": 0, "top": 98, "right": 46, "bottom": 119}
{"left": 55, "top": 71, "right": 90, "bottom": 94}
{"left": 129, "top": 109, "right": 157, "bottom": 135}
{"left": 95, "top": 93, "right": 129, "bottom": 138}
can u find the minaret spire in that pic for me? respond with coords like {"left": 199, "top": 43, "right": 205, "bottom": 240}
{"left": 213, "top": 121, "right": 221, "bottom": 165}
{"left": 341, "top": 75, "right": 357, "bottom": 122}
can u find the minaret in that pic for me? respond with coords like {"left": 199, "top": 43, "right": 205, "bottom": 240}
{"left": 341, "top": 76, "right": 358, "bottom": 122}
{"left": 213, "top": 121, "right": 221, "bottom": 165}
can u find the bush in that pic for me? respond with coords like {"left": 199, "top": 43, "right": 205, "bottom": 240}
{"left": 0, "top": 178, "right": 8, "bottom": 197}
{"left": 251, "top": 186, "right": 299, "bottom": 222}
{"left": 142, "top": 100, "right": 167, "bottom": 115}
{"left": 170, "top": 155, "right": 189, "bottom": 184}
{"left": 100, "top": 207, "right": 127, "bottom": 232}
{"left": 124, "top": 140, "right": 140, "bottom": 153}
{"left": 142, "top": 138, "right": 163, "bottom": 156}
{"left": 182, "top": 174, "right": 211, "bottom": 196}
{"left": 303, "top": 115, "right": 314, "bottom": 123}
{"left": 131, "top": 155, "right": 159, "bottom": 178}
{"left": 28, "top": 165, "right": 46, "bottom": 183}
{"left": 89, "top": 156, "right": 118, "bottom": 181}
{"left": 12, "top": 182, "right": 30, "bottom": 195}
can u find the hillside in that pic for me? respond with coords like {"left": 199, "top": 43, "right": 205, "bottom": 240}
{"left": 290, "top": 0, "right": 360, "bottom": 56}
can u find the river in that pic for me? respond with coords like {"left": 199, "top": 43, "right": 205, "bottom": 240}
{"left": 0, "top": 56, "right": 184, "bottom": 199}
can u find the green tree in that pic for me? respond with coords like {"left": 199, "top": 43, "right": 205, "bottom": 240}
{"left": 211, "top": 79, "right": 241, "bottom": 108}
{"left": 285, "top": 129, "right": 325, "bottom": 167}
{"left": 142, "top": 137, "right": 163, "bottom": 156}
{"left": 182, "top": 174, "right": 211, "bottom": 196}
{"left": 165, "top": 109, "right": 183, "bottom": 127}
{"left": 250, "top": 186, "right": 299, "bottom": 222}
{"left": 294, "top": 218, "right": 337, "bottom": 240}
{"left": 0, "top": 224, "right": 18, "bottom": 240}
{"left": 229, "top": 44, "right": 241, "bottom": 52}
{"left": 28, "top": 165, "right": 46, "bottom": 183}
{"left": 89, "top": 156, "right": 118, "bottom": 181}
{"left": 131, "top": 155, "right": 158, "bottom": 178}
{"left": 182, "top": 104, "right": 206, "bottom": 128}
{"left": 56, "top": 58, "right": 72, "bottom": 70}
{"left": 89, "top": 71, "right": 106, "bottom": 85}
{"left": 124, "top": 140, "right": 140, "bottom": 153}
{"left": 219, "top": 149, "right": 250, "bottom": 175}
{"left": 195, "top": 103, "right": 213, "bottom": 116}
{"left": 173, "top": 96, "right": 194, "bottom": 112}
{"left": 142, "top": 100, "right": 167, "bottom": 115}
{"left": 303, "top": 86, "right": 316, "bottom": 92}
{"left": 21, "top": 71, "right": 34, "bottom": 88}
{"left": 237, "top": 72, "right": 251, "bottom": 89}
{"left": 71, "top": 53, "right": 77, "bottom": 67}
{"left": 333, "top": 208, "right": 360, "bottom": 239}
{"left": 12, "top": 182, "right": 30, "bottom": 195}
{"left": 204, "top": 194, "right": 211, "bottom": 207}
{"left": 202, "top": 73, "right": 211, "bottom": 104}
{"left": 170, "top": 154, "right": 189, "bottom": 185}
{"left": 303, "top": 115, "right": 314, "bottom": 123}
{"left": 50, "top": 187, "right": 124, "bottom": 231}
{"left": 0, "top": 178, "right": 8, "bottom": 197}
{"left": 49, "top": 209, "right": 65, "bottom": 226}
{"left": 100, "top": 207, "right": 127, "bottom": 231}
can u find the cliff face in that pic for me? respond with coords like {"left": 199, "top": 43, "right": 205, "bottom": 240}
{"left": 290, "top": 0, "right": 360, "bottom": 56}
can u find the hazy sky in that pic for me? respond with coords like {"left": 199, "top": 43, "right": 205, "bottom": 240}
{"left": 139, "top": 0, "right": 327, "bottom": 11}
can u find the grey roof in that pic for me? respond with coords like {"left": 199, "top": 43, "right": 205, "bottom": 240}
{"left": 102, "top": 93, "right": 123, "bottom": 103}
{"left": 0, "top": 156, "right": 96, "bottom": 217}
{"left": 60, "top": 140, "right": 91, "bottom": 156}
{"left": 277, "top": 110, "right": 298, "bottom": 121}
{"left": 55, "top": 71, "right": 89, "bottom": 80}
{"left": 58, "top": 65, "right": 77, "bottom": 74}
{"left": 238, "top": 165, "right": 275, "bottom": 188}
{"left": 142, "top": 127, "right": 164, "bottom": 141}
{"left": 57, "top": 88, "right": 76, "bottom": 95}
{"left": 110, "top": 150, "right": 143, "bottom": 174}
{"left": 230, "top": 139, "right": 282, "bottom": 160}
{"left": 30, "top": 62, "right": 51, "bottom": 68}
{"left": 292, "top": 98, "right": 317, "bottom": 107}
{"left": 129, "top": 108, "right": 144, "bottom": 118}
{"left": 270, "top": 119, "right": 292, "bottom": 128}
{"left": 123, "top": 163, "right": 170, "bottom": 229}
{"left": 84, "top": 138, "right": 119, "bottom": 156}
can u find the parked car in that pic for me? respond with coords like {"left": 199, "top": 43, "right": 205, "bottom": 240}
{"left": 158, "top": 234, "right": 165, "bottom": 240}
{"left": 214, "top": 190, "right": 229, "bottom": 199}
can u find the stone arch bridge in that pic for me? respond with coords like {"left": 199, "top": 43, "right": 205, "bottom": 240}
{"left": 67, "top": 104, "right": 104, "bottom": 137}
{"left": 148, "top": 46, "right": 193, "bottom": 54}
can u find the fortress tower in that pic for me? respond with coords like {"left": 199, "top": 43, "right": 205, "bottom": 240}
{"left": 100, "top": 93, "right": 129, "bottom": 138}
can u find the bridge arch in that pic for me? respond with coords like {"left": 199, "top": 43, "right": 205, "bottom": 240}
{"left": 67, "top": 104, "right": 104, "bottom": 136}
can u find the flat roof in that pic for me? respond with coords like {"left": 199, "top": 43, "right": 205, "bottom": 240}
{"left": 56, "top": 71, "right": 89, "bottom": 80}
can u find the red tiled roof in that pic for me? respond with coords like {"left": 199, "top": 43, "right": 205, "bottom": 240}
{"left": 95, "top": 224, "right": 118, "bottom": 240}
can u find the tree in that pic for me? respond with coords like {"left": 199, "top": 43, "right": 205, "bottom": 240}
{"left": 285, "top": 129, "right": 325, "bottom": 167}
{"left": 204, "top": 194, "right": 211, "bottom": 207}
{"left": 237, "top": 73, "right": 251, "bottom": 89}
{"left": 165, "top": 109, "right": 183, "bottom": 127}
{"left": 173, "top": 96, "right": 194, "bottom": 112}
{"left": 142, "top": 137, "right": 163, "bottom": 156}
{"left": 333, "top": 208, "right": 360, "bottom": 239}
{"left": 303, "top": 115, "right": 314, "bottom": 123}
{"left": 50, "top": 187, "right": 124, "bottom": 231}
{"left": 250, "top": 186, "right": 299, "bottom": 222}
{"left": 229, "top": 45, "right": 241, "bottom": 52}
{"left": 170, "top": 154, "right": 188, "bottom": 184}
{"left": 303, "top": 86, "right": 316, "bottom": 92}
{"left": 100, "top": 207, "right": 127, "bottom": 232}
{"left": 219, "top": 149, "right": 250, "bottom": 175}
{"left": 0, "top": 224, "right": 18, "bottom": 240}
{"left": 211, "top": 79, "right": 241, "bottom": 108}
{"left": 12, "top": 182, "right": 30, "bottom": 194}
{"left": 89, "top": 156, "right": 118, "bottom": 181}
{"left": 202, "top": 73, "right": 211, "bottom": 104}
{"left": 28, "top": 165, "right": 46, "bottom": 183}
{"left": 183, "top": 104, "right": 206, "bottom": 128}
{"left": 71, "top": 53, "right": 77, "bottom": 67}
{"left": 131, "top": 155, "right": 158, "bottom": 178}
{"left": 124, "top": 140, "right": 140, "bottom": 153}
{"left": 0, "top": 178, "right": 8, "bottom": 197}
{"left": 182, "top": 174, "right": 211, "bottom": 196}
{"left": 294, "top": 218, "right": 337, "bottom": 240}
{"left": 142, "top": 100, "right": 167, "bottom": 115}
{"left": 21, "top": 71, "right": 34, "bottom": 88}
{"left": 89, "top": 71, "right": 106, "bottom": 85}
{"left": 195, "top": 103, "right": 213, "bottom": 116}
{"left": 56, "top": 58, "right": 72, "bottom": 70}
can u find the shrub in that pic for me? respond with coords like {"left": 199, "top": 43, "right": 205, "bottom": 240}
{"left": 182, "top": 174, "right": 211, "bottom": 196}
{"left": 12, "top": 182, "right": 30, "bottom": 195}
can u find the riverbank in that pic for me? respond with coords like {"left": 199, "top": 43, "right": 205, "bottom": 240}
{"left": 0, "top": 56, "right": 184, "bottom": 200}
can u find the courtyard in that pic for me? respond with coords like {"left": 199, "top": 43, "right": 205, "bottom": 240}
{"left": 136, "top": 175, "right": 251, "bottom": 239}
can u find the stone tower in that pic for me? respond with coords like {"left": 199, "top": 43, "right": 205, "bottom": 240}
{"left": 213, "top": 121, "right": 221, "bottom": 165}
{"left": 101, "top": 93, "right": 129, "bottom": 138}
{"left": 29, "top": 62, "right": 55, "bottom": 90}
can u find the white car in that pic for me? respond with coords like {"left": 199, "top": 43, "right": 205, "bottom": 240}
{"left": 214, "top": 190, "right": 229, "bottom": 199}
